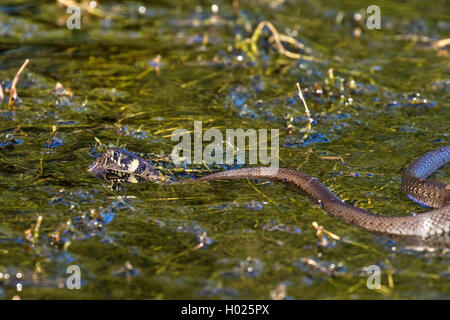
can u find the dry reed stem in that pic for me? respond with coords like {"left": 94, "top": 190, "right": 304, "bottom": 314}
{"left": 8, "top": 59, "right": 29, "bottom": 111}
{"left": 251, "top": 21, "right": 313, "bottom": 60}
{"left": 296, "top": 82, "right": 313, "bottom": 143}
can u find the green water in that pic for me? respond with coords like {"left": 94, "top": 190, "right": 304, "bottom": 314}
{"left": 0, "top": 0, "right": 449, "bottom": 299}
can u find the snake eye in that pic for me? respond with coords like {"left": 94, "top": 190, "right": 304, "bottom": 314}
{"left": 113, "top": 150, "right": 120, "bottom": 159}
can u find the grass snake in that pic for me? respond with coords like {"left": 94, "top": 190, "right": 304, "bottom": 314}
{"left": 88, "top": 146, "right": 450, "bottom": 241}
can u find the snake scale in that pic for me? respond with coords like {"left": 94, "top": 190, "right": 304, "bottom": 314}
{"left": 88, "top": 146, "right": 450, "bottom": 241}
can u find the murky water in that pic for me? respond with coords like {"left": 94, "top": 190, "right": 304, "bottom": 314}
{"left": 0, "top": 0, "right": 449, "bottom": 299}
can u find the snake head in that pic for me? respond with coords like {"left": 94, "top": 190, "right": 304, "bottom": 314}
{"left": 87, "top": 148, "right": 160, "bottom": 183}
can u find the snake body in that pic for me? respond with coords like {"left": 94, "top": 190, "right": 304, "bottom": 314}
{"left": 88, "top": 146, "right": 450, "bottom": 240}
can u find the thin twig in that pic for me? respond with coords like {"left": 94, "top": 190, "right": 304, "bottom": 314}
{"left": 251, "top": 21, "right": 314, "bottom": 61}
{"left": 278, "top": 34, "right": 306, "bottom": 50}
{"left": 432, "top": 38, "right": 450, "bottom": 57}
{"left": 24, "top": 215, "right": 43, "bottom": 244}
{"left": 296, "top": 82, "right": 313, "bottom": 143}
{"left": 46, "top": 125, "right": 57, "bottom": 147}
{"left": 320, "top": 155, "right": 345, "bottom": 164}
{"left": 296, "top": 147, "right": 313, "bottom": 170}
{"left": 433, "top": 38, "right": 450, "bottom": 49}
{"left": 8, "top": 59, "right": 29, "bottom": 111}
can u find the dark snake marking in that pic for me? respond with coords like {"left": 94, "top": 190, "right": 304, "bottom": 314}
{"left": 88, "top": 149, "right": 161, "bottom": 183}
{"left": 88, "top": 146, "right": 449, "bottom": 240}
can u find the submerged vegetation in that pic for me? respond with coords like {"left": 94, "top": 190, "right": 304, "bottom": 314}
{"left": 0, "top": 0, "right": 449, "bottom": 299}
